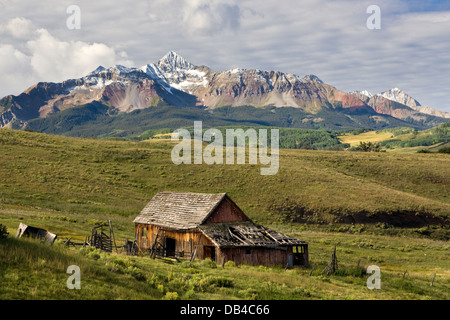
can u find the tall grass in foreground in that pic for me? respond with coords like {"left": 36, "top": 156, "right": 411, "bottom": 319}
{"left": 0, "top": 237, "right": 161, "bottom": 299}
{"left": 1, "top": 231, "right": 448, "bottom": 300}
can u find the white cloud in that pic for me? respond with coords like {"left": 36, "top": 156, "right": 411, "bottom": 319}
{"left": 0, "top": 1, "right": 449, "bottom": 113}
{"left": 1, "top": 17, "right": 34, "bottom": 39}
{"left": 0, "top": 18, "right": 134, "bottom": 97}
{"left": 27, "top": 28, "right": 133, "bottom": 82}
{"left": 146, "top": 0, "right": 242, "bottom": 36}
{"left": 0, "top": 44, "right": 34, "bottom": 95}
{"left": 181, "top": 0, "right": 242, "bottom": 35}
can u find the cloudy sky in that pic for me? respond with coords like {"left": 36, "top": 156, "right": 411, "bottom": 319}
{"left": 1, "top": 0, "right": 449, "bottom": 112}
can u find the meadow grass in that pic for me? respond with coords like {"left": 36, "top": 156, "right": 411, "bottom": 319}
{"left": 339, "top": 131, "right": 395, "bottom": 147}
{"left": 1, "top": 228, "right": 448, "bottom": 300}
{"left": 0, "top": 128, "right": 448, "bottom": 223}
{"left": 0, "top": 128, "right": 449, "bottom": 300}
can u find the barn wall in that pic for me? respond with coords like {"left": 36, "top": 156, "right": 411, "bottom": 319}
{"left": 135, "top": 224, "right": 215, "bottom": 259}
{"left": 218, "top": 247, "right": 293, "bottom": 266}
{"left": 135, "top": 224, "right": 308, "bottom": 266}
{"left": 204, "top": 197, "right": 250, "bottom": 224}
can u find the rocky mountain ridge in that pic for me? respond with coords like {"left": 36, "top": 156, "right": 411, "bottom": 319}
{"left": 1, "top": 51, "right": 448, "bottom": 130}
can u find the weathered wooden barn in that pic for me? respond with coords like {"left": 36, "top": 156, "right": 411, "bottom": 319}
{"left": 133, "top": 192, "right": 309, "bottom": 267}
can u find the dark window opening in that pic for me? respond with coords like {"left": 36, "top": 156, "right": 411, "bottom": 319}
{"left": 292, "top": 245, "right": 306, "bottom": 265}
{"left": 165, "top": 237, "right": 176, "bottom": 257}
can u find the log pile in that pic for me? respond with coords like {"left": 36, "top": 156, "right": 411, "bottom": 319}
{"left": 64, "top": 220, "right": 119, "bottom": 253}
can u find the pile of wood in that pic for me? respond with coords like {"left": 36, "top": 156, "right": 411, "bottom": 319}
{"left": 89, "top": 222, "right": 116, "bottom": 252}
{"left": 65, "top": 220, "right": 118, "bottom": 253}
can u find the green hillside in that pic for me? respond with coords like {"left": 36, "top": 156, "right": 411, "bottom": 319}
{"left": 1, "top": 128, "right": 449, "bottom": 223}
{"left": 0, "top": 128, "right": 449, "bottom": 300}
{"left": 24, "top": 104, "right": 432, "bottom": 138}
{"left": 339, "top": 122, "right": 450, "bottom": 153}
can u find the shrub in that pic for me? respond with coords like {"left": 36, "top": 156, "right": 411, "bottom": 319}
{"left": 163, "top": 292, "right": 179, "bottom": 300}
{"left": 352, "top": 141, "right": 383, "bottom": 152}
{"left": 157, "top": 284, "right": 166, "bottom": 294}
{"left": 200, "top": 259, "right": 217, "bottom": 269}
{"left": 224, "top": 261, "right": 236, "bottom": 268}
{"left": 0, "top": 224, "right": 8, "bottom": 239}
{"left": 438, "top": 146, "right": 450, "bottom": 154}
{"left": 238, "top": 288, "right": 258, "bottom": 300}
{"left": 208, "top": 276, "right": 233, "bottom": 288}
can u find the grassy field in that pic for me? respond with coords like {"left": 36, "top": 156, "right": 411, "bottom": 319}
{"left": 339, "top": 123, "right": 450, "bottom": 153}
{"left": 0, "top": 128, "right": 449, "bottom": 300}
{"left": 339, "top": 131, "right": 395, "bottom": 148}
{"left": 1, "top": 212, "right": 448, "bottom": 300}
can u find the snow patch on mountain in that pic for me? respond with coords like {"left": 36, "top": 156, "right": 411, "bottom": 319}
{"left": 139, "top": 63, "right": 174, "bottom": 93}
{"left": 352, "top": 90, "right": 373, "bottom": 98}
{"left": 378, "top": 88, "right": 421, "bottom": 108}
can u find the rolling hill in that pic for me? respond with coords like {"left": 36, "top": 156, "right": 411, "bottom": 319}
{"left": 0, "top": 128, "right": 449, "bottom": 301}
{"left": 0, "top": 128, "right": 448, "bottom": 230}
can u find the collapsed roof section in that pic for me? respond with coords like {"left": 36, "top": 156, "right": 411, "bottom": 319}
{"left": 199, "top": 221, "right": 307, "bottom": 249}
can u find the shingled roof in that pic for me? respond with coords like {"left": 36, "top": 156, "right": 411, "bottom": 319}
{"left": 133, "top": 192, "right": 227, "bottom": 230}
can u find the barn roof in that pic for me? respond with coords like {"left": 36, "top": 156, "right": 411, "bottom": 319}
{"left": 133, "top": 192, "right": 228, "bottom": 230}
{"left": 199, "top": 222, "right": 307, "bottom": 248}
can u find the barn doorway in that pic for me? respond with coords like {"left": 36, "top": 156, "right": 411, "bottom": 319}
{"left": 165, "top": 237, "right": 176, "bottom": 257}
{"left": 204, "top": 246, "right": 216, "bottom": 262}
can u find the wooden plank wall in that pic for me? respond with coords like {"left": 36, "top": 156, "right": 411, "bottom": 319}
{"left": 135, "top": 224, "right": 215, "bottom": 259}
{"left": 218, "top": 247, "right": 292, "bottom": 266}
{"left": 204, "top": 197, "right": 250, "bottom": 224}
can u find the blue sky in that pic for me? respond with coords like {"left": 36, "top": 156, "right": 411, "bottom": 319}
{"left": 0, "top": 0, "right": 449, "bottom": 113}
{"left": 406, "top": 0, "right": 450, "bottom": 12}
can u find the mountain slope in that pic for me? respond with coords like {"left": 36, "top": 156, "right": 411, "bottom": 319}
{"left": 1, "top": 51, "right": 448, "bottom": 133}
{"left": 352, "top": 88, "right": 450, "bottom": 122}
{"left": 379, "top": 88, "right": 422, "bottom": 109}
{"left": 25, "top": 104, "right": 427, "bottom": 138}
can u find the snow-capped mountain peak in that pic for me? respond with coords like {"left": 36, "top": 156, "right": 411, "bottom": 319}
{"left": 378, "top": 88, "right": 421, "bottom": 108}
{"left": 351, "top": 87, "right": 450, "bottom": 119}
{"left": 301, "top": 74, "right": 324, "bottom": 83}
{"left": 352, "top": 90, "right": 373, "bottom": 98}
{"left": 158, "top": 51, "right": 194, "bottom": 72}
{"left": 87, "top": 65, "right": 138, "bottom": 79}
{"left": 111, "top": 65, "right": 135, "bottom": 74}
{"left": 153, "top": 51, "right": 208, "bottom": 92}
{"left": 88, "top": 66, "right": 106, "bottom": 75}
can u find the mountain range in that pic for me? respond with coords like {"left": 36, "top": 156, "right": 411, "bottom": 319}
{"left": 1, "top": 51, "right": 448, "bottom": 136}
{"left": 352, "top": 88, "right": 450, "bottom": 121}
